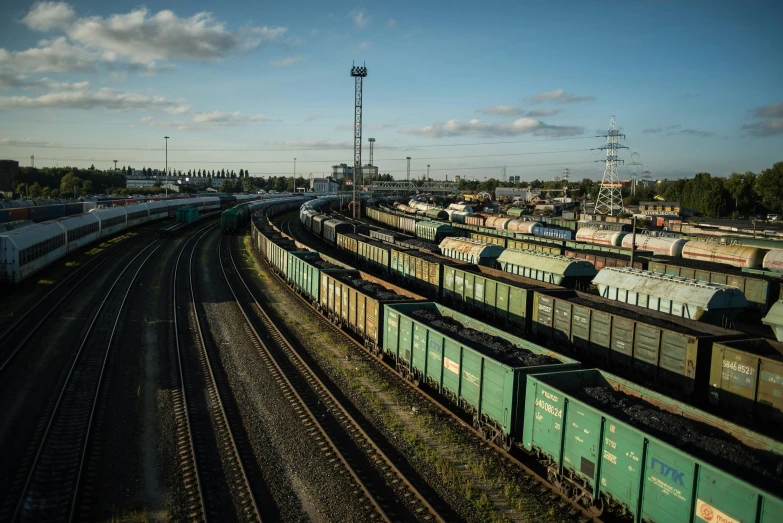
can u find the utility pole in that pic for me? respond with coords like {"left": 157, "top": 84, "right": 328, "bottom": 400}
{"left": 164, "top": 136, "right": 169, "bottom": 198}
{"left": 427, "top": 164, "right": 430, "bottom": 181}
{"left": 294, "top": 157, "right": 297, "bottom": 193}
{"left": 30, "top": 154, "right": 34, "bottom": 168}
{"left": 406, "top": 157, "right": 411, "bottom": 197}
{"left": 113, "top": 159, "right": 118, "bottom": 172}
{"left": 368, "top": 137, "right": 375, "bottom": 183}
{"left": 350, "top": 62, "right": 368, "bottom": 219}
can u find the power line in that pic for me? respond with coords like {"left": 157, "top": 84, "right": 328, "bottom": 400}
{"left": 0, "top": 135, "right": 599, "bottom": 152}
{"left": 25, "top": 148, "right": 590, "bottom": 165}
{"left": 26, "top": 159, "right": 598, "bottom": 175}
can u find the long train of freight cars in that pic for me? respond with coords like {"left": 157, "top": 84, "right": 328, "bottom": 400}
{"left": 237, "top": 202, "right": 783, "bottom": 523}
{"left": 0, "top": 195, "right": 263, "bottom": 284}
{"left": 0, "top": 193, "right": 262, "bottom": 224}
{"left": 371, "top": 206, "right": 783, "bottom": 314}
{"left": 367, "top": 204, "right": 783, "bottom": 278}
{"left": 297, "top": 206, "right": 783, "bottom": 432}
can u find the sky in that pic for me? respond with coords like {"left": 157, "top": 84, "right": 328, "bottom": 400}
{"left": 0, "top": 0, "right": 781, "bottom": 182}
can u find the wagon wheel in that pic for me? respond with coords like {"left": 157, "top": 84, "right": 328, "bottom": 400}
{"left": 412, "top": 378, "right": 420, "bottom": 387}
{"left": 502, "top": 438, "right": 513, "bottom": 452}
{"left": 588, "top": 496, "right": 604, "bottom": 516}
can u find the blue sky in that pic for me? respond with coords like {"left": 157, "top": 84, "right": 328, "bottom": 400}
{"left": 0, "top": 0, "right": 781, "bottom": 181}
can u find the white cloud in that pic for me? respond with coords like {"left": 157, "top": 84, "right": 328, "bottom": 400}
{"left": 265, "top": 139, "right": 353, "bottom": 149}
{"left": 106, "top": 71, "right": 126, "bottom": 82}
{"left": 192, "top": 111, "right": 277, "bottom": 125}
{"left": 476, "top": 105, "right": 524, "bottom": 116}
{"left": 140, "top": 116, "right": 153, "bottom": 122}
{"left": 0, "top": 37, "right": 102, "bottom": 74}
{"left": 305, "top": 114, "right": 329, "bottom": 122}
{"left": 164, "top": 105, "right": 190, "bottom": 115}
{"left": 742, "top": 102, "right": 783, "bottom": 137}
{"left": 399, "top": 117, "right": 584, "bottom": 138}
{"left": 0, "top": 72, "right": 89, "bottom": 91}
{"left": 387, "top": 18, "right": 396, "bottom": 27}
{"left": 270, "top": 56, "right": 303, "bottom": 67}
{"left": 351, "top": 9, "right": 371, "bottom": 29}
{"left": 0, "top": 86, "right": 182, "bottom": 112}
{"left": 525, "top": 108, "right": 561, "bottom": 117}
{"left": 527, "top": 89, "right": 595, "bottom": 104}
{"left": 22, "top": 1, "right": 75, "bottom": 31}
{"left": 359, "top": 40, "right": 372, "bottom": 50}
{"left": 13, "top": 2, "right": 287, "bottom": 72}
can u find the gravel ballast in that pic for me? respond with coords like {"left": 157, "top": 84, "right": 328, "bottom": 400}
{"left": 410, "top": 309, "right": 560, "bottom": 367}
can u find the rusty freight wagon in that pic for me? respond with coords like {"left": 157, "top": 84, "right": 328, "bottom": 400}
{"left": 708, "top": 338, "right": 783, "bottom": 428}
{"left": 287, "top": 251, "right": 355, "bottom": 303}
{"left": 382, "top": 302, "right": 580, "bottom": 449}
{"left": 524, "top": 369, "right": 783, "bottom": 522}
{"left": 336, "top": 232, "right": 395, "bottom": 273}
{"left": 531, "top": 288, "right": 745, "bottom": 401}
{"left": 320, "top": 271, "right": 424, "bottom": 352}
{"left": 506, "top": 237, "right": 564, "bottom": 255}
{"left": 389, "top": 248, "right": 464, "bottom": 297}
{"left": 564, "top": 248, "right": 647, "bottom": 270}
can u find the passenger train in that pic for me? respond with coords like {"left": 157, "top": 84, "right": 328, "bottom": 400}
{"left": 0, "top": 196, "right": 223, "bottom": 284}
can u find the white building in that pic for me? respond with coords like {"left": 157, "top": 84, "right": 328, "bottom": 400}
{"left": 310, "top": 178, "right": 339, "bottom": 193}
{"left": 332, "top": 163, "right": 353, "bottom": 181}
{"left": 495, "top": 187, "right": 539, "bottom": 202}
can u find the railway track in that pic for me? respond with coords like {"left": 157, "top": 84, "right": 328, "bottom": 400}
{"left": 0, "top": 230, "right": 150, "bottom": 375}
{"left": 171, "top": 223, "right": 262, "bottom": 522}
{"left": 276, "top": 210, "right": 600, "bottom": 522}
{"left": 219, "top": 235, "right": 448, "bottom": 523}
{"left": 8, "top": 237, "right": 164, "bottom": 523}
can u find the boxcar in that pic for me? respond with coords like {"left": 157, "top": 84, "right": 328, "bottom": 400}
{"left": 524, "top": 369, "right": 783, "bottom": 522}
{"left": 497, "top": 249, "right": 597, "bottom": 288}
{"left": 708, "top": 338, "right": 783, "bottom": 426}
{"left": 383, "top": 302, "right": 579, "bottom": 448}
{"left": 416, "top": 220, "right": 454, "bottom": 243}
{"left": 531, "top": 288, "right": 745, "bottom": 400}
{"left": 648, "top": 256, "right": 781, "bottom": 313}
{"left": 469, "top": 231, "right": 507, "bottom": 247}
{"left": 311, "top": 214, "right": 329, "bottom": 237}
{"left": 390, "top": 248, "right": 458, "bottom": 296}
{"left": 564, "top": 248, "right": 647, "bottom": 270}
{"left": 320, "top": 271, "right": 424, "bottom": 352}
{"left": 323, "top": 219, "right": 354, "bottom": 244}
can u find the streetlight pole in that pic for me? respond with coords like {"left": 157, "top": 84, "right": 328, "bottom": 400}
{"left": 294, "top": 157, "right": 297, "bottom": 194}
{"left": 407, "top": 157, "right": 411, "bottom": 198}
{"left": 164, "top": 136, "right": 169, "bottom": 198}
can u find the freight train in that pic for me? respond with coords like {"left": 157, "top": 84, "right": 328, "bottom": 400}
{"left": 227, "top": 200, "right": 783, "bottom": 523}
{"left": 0, "top": 196, "right": 232, "bottom": 284}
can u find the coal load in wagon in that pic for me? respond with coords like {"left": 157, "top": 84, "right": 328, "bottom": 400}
{"left": 400, "top": 239, "right": 440, "bottom": 252}
{"left": 410, "top": 309, "right": 559, "bottom": 367}
{"left": 577, "top": 386, "right": 783, "bottom": 491}
{"left": 311, "top": 259, "right": 340, "bottom": 270}
{"left": 569, "top": 296, "right": 707, "bottom": 337}
{"left": 336, "top": 274, "right": 409, "bottom": 301}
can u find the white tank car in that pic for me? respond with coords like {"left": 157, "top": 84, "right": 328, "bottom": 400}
{"left": 576, "top": 227, "right": 627, "bottom": 247}
{"left": 681, "top": 241, "right": 766, "bottom": 268}
{"left": 508, "top": 220, "right": 543, "bottom": 235}
{"left": 621, "top": 235, "right": 688, "bottom": 257}
{"left": 763, "top": 249, "right": 783, "bottom": 273}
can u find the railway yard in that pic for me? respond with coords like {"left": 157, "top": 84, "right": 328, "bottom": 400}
{"left": 2, "top": 193, "right": 783, "bottom": 523}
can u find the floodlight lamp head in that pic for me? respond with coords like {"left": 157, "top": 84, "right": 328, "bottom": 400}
{"left": 351, "top": 65, "right": 368, "bottom": 77}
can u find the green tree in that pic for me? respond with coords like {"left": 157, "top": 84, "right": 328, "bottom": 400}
{"left": 28, "top": 182, "right": 43, "bottom": 198}
{"left": 81, "top": 180, "right": 94, "bottom": 194}
{"left": 755, "top": 162, "right": 783, "bottom": 215}
{"left": 152, "top": 179, "right": 162, "bottom": 188}
{"left": 725, "top": 171, "right": 756, "bottom": 216}
{"left": 239, "top": 169, "right": 245, "bottom": 177}
{"left": 60, "top": 172, "right": 83, "bottom": 197}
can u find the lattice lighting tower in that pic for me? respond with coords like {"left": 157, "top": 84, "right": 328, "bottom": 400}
{"left": 595, "top": 116, "right": 628, "bottom": 216}
{"left": 350, "top": 62, "right": 367, "bottom": 218}
{"left": 368, "top": 137, "right": 375, "bottom": 183}
{"left": 627, "top": 151, "right": 642, "bottom": 196}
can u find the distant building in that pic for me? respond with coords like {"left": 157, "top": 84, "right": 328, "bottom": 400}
{"left": 0, "top": 159, "right": 19, "bottom": 192}
{"left": 508, "top": 175, "right": 520, "bottom": 184}
{"left": 361, "top": 164, "right": 378, "bottom": 182}
{"left": 310, "top": 177, "right": 339, "bottom": 193}
{"left": 332, "top": 163, "right": 353, "bottom": 181}
{"left": 638, "top": 201, "right": 682, "bottom": 217}
{"left": 495, "top": 187, "right": 539, "bottom": 202}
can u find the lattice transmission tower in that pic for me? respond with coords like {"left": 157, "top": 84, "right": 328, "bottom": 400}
{"left": 595, "top": 116, "right": 628, "bottom": 215}
{"left": 350, "top": 62, "right": 367, "bottom": 218}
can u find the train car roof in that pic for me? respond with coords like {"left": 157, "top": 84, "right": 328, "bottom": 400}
{"left": 498, "top": 248, "right": 598, "bottom": 276}
{"left": 0, "top": 221, "right": 66, "bottom": 250}
{"left": 593, "top": 267, "right": 749, "bottom": 309}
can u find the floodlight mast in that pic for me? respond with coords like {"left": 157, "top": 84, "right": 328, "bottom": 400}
{"left": 350, "top": 62, "right": 367, "bottom": 218}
